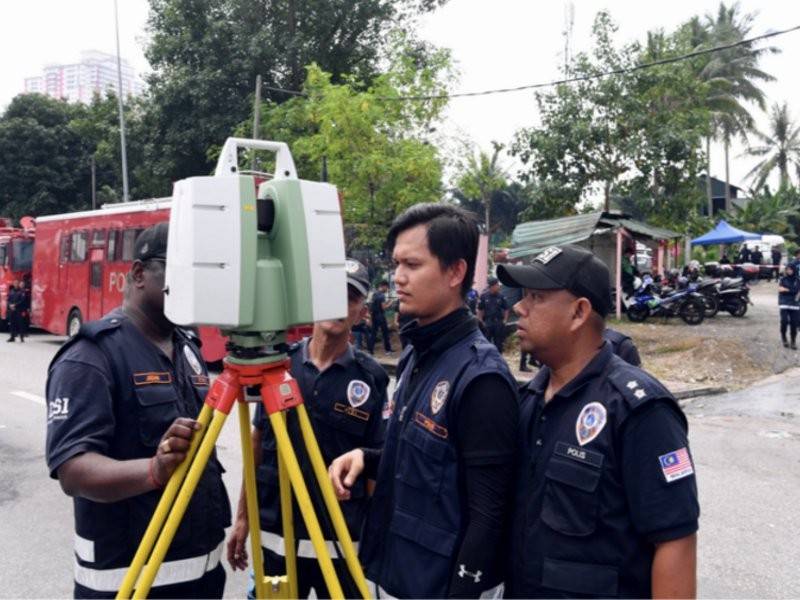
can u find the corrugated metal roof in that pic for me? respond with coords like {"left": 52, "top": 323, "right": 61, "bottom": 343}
{"left": 509, "top": 212, "right": 682, "bottom": 260}
{"left": 611, "top": 218, "right": 682, "bottom": 240}
{"left": 509, "top": 213, "right": 603, "bottom": 259}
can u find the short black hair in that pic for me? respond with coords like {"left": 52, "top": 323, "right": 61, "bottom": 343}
{"left": 387, "top": 203, "right": 479, "bottom": 297}
{"left": 378, "top": 280, "right": 389, "bottom": 287}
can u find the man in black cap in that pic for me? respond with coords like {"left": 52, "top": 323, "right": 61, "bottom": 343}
{"left": 226, "top": 258, "right": 389, "bottom": 599}
{"left": 498, "top": 244, "right": 699, "bottom": 599}
{"left": 46, "top": 222, "right": 231, "bottom": 598}
{"left": 477, "top": 276, "right": 510, "bottom": 352}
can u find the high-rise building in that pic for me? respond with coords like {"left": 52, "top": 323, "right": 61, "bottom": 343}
{"left": 23, "top": 50, "right": 144, "bottom": 104}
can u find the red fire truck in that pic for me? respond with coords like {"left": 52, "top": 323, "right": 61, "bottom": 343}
{"left": 0, "top": 217, "right": 35, "bottom": 330}
{"left": 30, "top": 198, "right": 229, "bottom": 362}
{"left": 30, "top": 196, "right": 313, "bottom": 362}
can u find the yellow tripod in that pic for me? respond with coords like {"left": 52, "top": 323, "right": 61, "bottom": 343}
{"left": 116, "top": 354, "right": 370, "bottom": 599}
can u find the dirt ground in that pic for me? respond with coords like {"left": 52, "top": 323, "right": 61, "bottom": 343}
{"left": 375, "top": 281, "right": 794, "bottom": 392}
{"left": 508, "top": 279, "right": 796, "bottom": 391}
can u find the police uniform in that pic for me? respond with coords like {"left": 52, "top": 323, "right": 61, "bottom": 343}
{"left": 253, "top": 338, "right": 389, "bottom": 598}
{"left": 506, "top": 343, "right": 699, "bottom": 598}
{"left": 602, "top": 328, "right": 641, "bottom": 367}
{"left": 478, "top": 288, "right": 509, "bottom": 352}
{"left": 46, "top": 309, "right": 231, "bottom": 598}
{"left": 359, "top": 314, "right": 518, "bottom": 599}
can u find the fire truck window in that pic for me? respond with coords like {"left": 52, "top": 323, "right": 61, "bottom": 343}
{"left": 11, "top": 240, "right": 33, "bottom": 271}
{"left": 0, "top": 244, "right": 6, "bottom": 267}
{"left": 70, "top": 231, "right": 88, "bottom": 262}
{"left": 59, "top": 235, "right": 71, "bottom": 263}
{"left": 91, "top": 262, "right": 102, "bottom": 288}
{"left": 108, "top": 231, "right": 116, "bottom": 261}
{"left": 121, "top": 229, "right": 139, "bottom": 261}
{"left": 91, "top": 229, "right": 106, "bottom": 247}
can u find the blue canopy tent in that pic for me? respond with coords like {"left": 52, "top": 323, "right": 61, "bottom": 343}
{"left": 690, "top": 220, "right": 761, "bottom": 246}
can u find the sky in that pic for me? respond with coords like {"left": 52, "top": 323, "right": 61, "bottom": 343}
{"left": 1, "top": 0, "right": 798, "bottom": 196}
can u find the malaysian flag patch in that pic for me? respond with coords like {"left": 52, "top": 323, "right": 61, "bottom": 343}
{"left": 659, "top": 448, "right": 694, "bottom": 483}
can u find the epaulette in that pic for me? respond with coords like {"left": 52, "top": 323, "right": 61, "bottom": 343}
{"left": 177, "top": 326, "right": 202, "bottom": 348}
{"left": 607, "top": 358, "right": 674, "bottom": 412}
{"left": 287, "top": 339, "right": 305, "bottom": 355}
{"left": 354, "top": 349, "right": 390, "bottom": 386}
{"left": 78, "top": 314, "right": 124, "bottom": 340}
{"left": 48, "top": 315, "right": 122, "bottom": 371}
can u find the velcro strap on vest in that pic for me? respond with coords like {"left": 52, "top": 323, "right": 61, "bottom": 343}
{"left": 260, "top": 530, "right": 359, "bottom": 560}
{"left": 73, "top": 542, "right": 223, "bottom": 592}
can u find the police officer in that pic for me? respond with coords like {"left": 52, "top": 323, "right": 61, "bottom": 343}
{"left": 737, "top": 243, "right": 751, "bottom": 264}
{"left": 6, "top": 280, "right": 23, "bottom": 342}
{"left": 602, "top": 327, "right": 641, "bottom": 367}
{"left": 498, "top": 244, "right": 699, "bottom": 598}
{"left": 367, "top": 280, "right": 393, "bottom": 355}
{"left": 330, "top": 203, "right": 519, "bottom": 599}
{"left": 45, "top": 223, "right": 231, "bottom": 598}
{"left": 477, "top": 276, "right": 509, "bottom": 352}
{"left": 226, "top": 258, "right": 389, "bottom": 598}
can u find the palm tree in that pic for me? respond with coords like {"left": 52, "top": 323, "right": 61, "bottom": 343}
{"left": 697, "top": 3, "right": 777, "bottom": 212}
{"left": 745, "top": 102, "right": 800, "bottom": 191}
{"left": 454, "top": 142, "right": 509, "bottom": 240}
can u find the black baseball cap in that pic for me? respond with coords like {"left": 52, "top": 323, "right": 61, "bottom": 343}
{"left": 487, "top": 276, "right": 499, "bottom": 286}
{"left": 134, "top": 222, "right": 169, "bottom": 262}
{"left": 345, "top": 258, "right": 370, "bottom": 298}
{"left": 497, "top": 245, "right": 612, "bottom": 317}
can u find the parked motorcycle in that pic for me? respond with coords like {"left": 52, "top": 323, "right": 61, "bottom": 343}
{"left": 625, "top": 275, "right": 705, "bottom": 325}
{"left": 717, "top": 277, "right": 750, "bottom": 317}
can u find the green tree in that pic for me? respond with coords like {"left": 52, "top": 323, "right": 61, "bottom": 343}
{"left": 745, "top": 102, "right": 800, "bottom": 191}
{"left": 137, "top": 0, "right": 448, "bottom": 197}
{"left": 727, "top": 189, "right": 800, "bottom": 237}
{"left": 453, "top": 142, "right": 509, "bottom": 239}
{"left": 511, "top": 11, "right": 708, "bottom": 227}
{"left": 236, "top": 46, "right": 452, "bottom": 250}
{"left": 0, "top": 94, "right": 93, "bottom": 217}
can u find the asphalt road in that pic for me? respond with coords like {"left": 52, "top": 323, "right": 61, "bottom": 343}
{"left": 0, "top": 331, "right": 797, "bottom": 598}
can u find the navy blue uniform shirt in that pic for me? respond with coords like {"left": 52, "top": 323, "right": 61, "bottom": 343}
{"left": 507, "top": 342, "right": 699, "bottom": 598}
{"left": 254, "top": 338, "right": 388, "bottom": 539}
{"left": 45, "top": 309, "right": 230, "bottom": 592}
{"left": 370, "top": 291, "right": 387, "bottom": 321}
{"left": 477, "top": 291, "right": 508, "bottom": 323}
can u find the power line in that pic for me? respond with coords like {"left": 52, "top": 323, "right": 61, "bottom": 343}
{"left": 261, "top": 23, "right": 800, "bottom": 102}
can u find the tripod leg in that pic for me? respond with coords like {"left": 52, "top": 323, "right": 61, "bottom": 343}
{"left": 268, "top": 412, "right": 345, "bottom": 599}
{"left": 296, "top": 405, "right": 371, "bottom": 600}
{"left": 239, "top": 400, "right": 268, "bottom": 600}
{"left": 132, "top": 408, "right": 229, "bottom": 599}
{"left": 277, "top": 413, "right": 298, "bottom": 600}
{"left": 116, "top": 404, "right": 214, "bottom": 599}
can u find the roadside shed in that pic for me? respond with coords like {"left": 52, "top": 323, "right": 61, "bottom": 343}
{"left": 508, "top": 212, "right": 683, "bottom": 319}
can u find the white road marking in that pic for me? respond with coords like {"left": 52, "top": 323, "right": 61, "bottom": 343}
{"left": 10, "top": 390, "right": 46, "bottom": 406}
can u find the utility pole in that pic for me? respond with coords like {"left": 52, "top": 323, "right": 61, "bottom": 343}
{"left": 91, "top": 156, "right": 97, "bottom": 210}
{"left": 114, "top": 0, "right": 130, "bottom": 202}
{"left": 251, "top": 74, "right": 262, "bottom": 171}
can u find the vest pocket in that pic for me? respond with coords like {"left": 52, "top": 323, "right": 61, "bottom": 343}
{"left": 541, "top": 557, "right": 619, "bottom": 596}
{"left": 541, "top": 456, "right": 602, "bottom": 536}
{"left": 134, "top": 385, "right": 179, "bottom": 447}
{"left": 395, "top": 428, "right": 448, "bottom": 496}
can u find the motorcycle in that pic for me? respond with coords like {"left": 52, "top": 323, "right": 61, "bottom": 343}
{"left": 717, "top": 277, "right": 751, "bottom": 317}
{"left": 625, "top": 275, "right": 705, "bottom": 325}
{"left": 662, "top": 270, "right": 720, "bottom": 318}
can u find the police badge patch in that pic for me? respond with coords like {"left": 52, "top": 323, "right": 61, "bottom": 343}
{"left": 430, "top": 380, "right": 450, "bottom": 414}
{"left": 575, "top": 402, "right": 607, "bottom": 446}
{"left": 183, "top": 346, "right": 203, "bottom": 375}
{"left": 347, "top": 379, "right": 371, "bottom": 408}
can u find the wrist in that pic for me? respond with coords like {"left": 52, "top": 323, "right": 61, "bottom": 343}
{"left": 148, "top": 456, "right": 166, "bottom": 489}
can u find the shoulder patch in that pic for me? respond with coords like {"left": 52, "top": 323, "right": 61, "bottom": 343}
{"left": 607, "top": 360, "right": 673, "bottom": 410}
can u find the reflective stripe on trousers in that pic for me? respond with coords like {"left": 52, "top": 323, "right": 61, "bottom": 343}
{"left": 260, "top": 530, "right": 359, "bottom": 560}
{"left": 73, "top": 542, "right": 223, "bottom": 592}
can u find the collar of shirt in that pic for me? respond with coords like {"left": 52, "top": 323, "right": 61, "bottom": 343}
{"left": 526, "top": 341, "right": 614, "bottom": 404}
{"left": 402, "top": 307, "right": 477, "bottom": 356}
{"left": 300, "top": 337, "right": 355, "bottom": 371}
